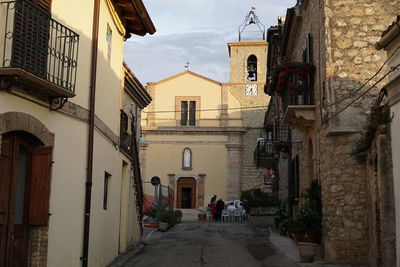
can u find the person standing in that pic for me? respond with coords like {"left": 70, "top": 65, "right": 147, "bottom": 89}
{"left": 210, "top": 199, "right": 216, "bottom": 220}
{"left": 215, "top": 198, "right": 225, "bottom": 221}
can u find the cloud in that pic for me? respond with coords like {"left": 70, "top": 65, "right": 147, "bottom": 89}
{"left": 124, "top": 0, "right": 296, "bottom": 84}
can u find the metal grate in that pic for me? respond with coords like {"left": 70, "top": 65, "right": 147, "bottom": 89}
{"left": 1, "top": 0, "right": 79, "bottom": 92}
{"left": 254, "top": 140, "right": 276, "bottom": 169}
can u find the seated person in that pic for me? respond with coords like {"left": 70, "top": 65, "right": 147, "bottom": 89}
{"left": 227, "top": 203, "right": 237, "bottom": 212}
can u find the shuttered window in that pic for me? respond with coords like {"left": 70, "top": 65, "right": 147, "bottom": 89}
{"left": 12, "top": 0, "right": 51, "bottom": 78}
{"left": 29, "top": 146, "right": 52, "bottom": 226}
{"left": 189, "top": 101, "right": 196, "bottom": 126}
{"left": 180, "top": 101, "right": 188, "bottom": 126}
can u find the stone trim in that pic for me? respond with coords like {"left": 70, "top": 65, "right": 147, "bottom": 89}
{"left": 0, "top": 112, "right": 55, "bottom": 146}
{"left": 175, "top": 96, "right": 201, "bottom": 126}
{"left": 182, "top": 147, "right": 192, "bottom": 170}
{"left": 142, "top": 126, "right": 247, "bottom": 134}
{"left": 145, "top": 141, "right": 227, "bottom": 145}
{"left": 198, "top": 174, "right": 206, "bottom": 208}
{"left": 60, "top": 102, "right": 119, "bottom": 146}
{"left": 148, "top": 70, "right": 222, "bottom": 86}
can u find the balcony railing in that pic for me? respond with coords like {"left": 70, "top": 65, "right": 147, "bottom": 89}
{"left": 281, "top": 73, "right": 314, "bottom": 113}
{"left": 120, "top": 111, "right": 133, "bottom": 157}
{"left": 254, "top": 139, "right": 276, "bottom": 169}
{"left": 1, "top": 0, "right": 79, "bottom": 94}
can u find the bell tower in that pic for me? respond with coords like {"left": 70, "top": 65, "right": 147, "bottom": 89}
{"left": 228, "top": 7, "right": 267, "bottom": 95}
{"left": 224, "top": 7, "right": 269, "bottom": 198}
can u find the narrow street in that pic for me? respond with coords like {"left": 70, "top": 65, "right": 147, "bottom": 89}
{"left": 124, "top": 222, "right": 298, "bottom": 267}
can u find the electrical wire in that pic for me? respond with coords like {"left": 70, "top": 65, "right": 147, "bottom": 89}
{"left": 143, "top": 105, "right": 268, "bottom": 114}
{"left": 326, "top": 45, "right": 400, "bottom": 108}
{"left": 326, "top": 63, "right": 400, "bottom": 122}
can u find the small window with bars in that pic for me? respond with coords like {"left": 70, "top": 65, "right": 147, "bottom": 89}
{"left": 180, "top": 101, "right": 196, "bottom": 126}
{"left": 103, "top": 172, "right": 111, "bottom": 210}
{"left": 106, "top": 24, "right": 112, "bottom": 63}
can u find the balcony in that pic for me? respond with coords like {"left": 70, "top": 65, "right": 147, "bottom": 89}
{"left": 0, "top": 0, "right": 79, "bottom": 108}
{"left": 120, "top": 110, "right": 133, "bottom": 158}
{"left": 254, "top": 139, "right": 276, "bottom": 169}
{"left": 267, "top": 61, "right": 316, "bottom": 130}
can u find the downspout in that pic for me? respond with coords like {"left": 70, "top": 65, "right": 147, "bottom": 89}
{"left": 82, "top": 0, "right": 100, "bottom": 266}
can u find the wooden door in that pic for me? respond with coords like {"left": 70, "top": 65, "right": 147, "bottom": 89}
{"left": 176, "top": 178, "right": 196, "bottom": 209}
{"left": 0, "top": 134, "right": 13, "bottom": 267}
{"left": 0, "top": 132, "right": 51, "bottom": 267}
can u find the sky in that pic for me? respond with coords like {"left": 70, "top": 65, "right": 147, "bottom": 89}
{"left": 124, "top": 0, "right": 296, "bottom": 85}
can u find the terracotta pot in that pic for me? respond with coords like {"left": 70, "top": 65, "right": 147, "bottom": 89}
{"left": 292, "top": 233, "right": 304, "bottom": 244}
{"left": 158, "top": 221, "right": 168, "bottom": 232}
{"left": 198, "top": 217, "right": 207, "bottom": 221}
{"left": 297, "top": 242, "right": 319, "bottom": 263}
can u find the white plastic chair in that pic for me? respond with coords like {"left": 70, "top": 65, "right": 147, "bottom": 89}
{"left": 221, "top": 209, "right": 229, "bottom": 222}
{"left": 234, "top": 210, "right": 242, "bottom": 222}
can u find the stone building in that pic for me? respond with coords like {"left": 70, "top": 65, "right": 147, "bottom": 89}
{"left": 0, "top": 0, "right": 154, "bottom": 266}
{"left": 140, "top": 9, "right": 269, "bottom": 211}
{"left": 375, "top": 15, "right": 400, "bottom": 266}
{"left": 264, "top": 0, "right": 399, "bottom": 265}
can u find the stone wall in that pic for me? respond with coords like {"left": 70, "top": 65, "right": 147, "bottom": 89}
{"left": 320, "top": 0, "right": 400, "bottom": 263}
{"left": 227, "top": 79, "right": 269, "bottom": 191}
{"left": 366, "top": 125, "right": 396, "bottom": 267}
{"left": 319, "top": 133, "right": 368, "bottom": 263}
{"left": 29, "top": 227, "right": 49, "bottom": 267}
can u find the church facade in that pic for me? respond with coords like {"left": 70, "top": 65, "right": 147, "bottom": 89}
{"left": 140, "top": 12, "right": 269, "bottom": 208}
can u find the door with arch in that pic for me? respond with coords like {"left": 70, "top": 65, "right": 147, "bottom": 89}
{"left": 0, "top": 131, "right": 52, "bottom": 267}
{"left": 176, "top": 177, "right": 196, "bottom": 209}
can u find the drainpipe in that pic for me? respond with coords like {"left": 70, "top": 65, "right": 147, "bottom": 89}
{"left": 82, "top": 0, "right": 100, "bottom": 266}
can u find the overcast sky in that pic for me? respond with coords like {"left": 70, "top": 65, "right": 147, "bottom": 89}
{"left": 124, "top": 0, "right": 296, "bottom": 85}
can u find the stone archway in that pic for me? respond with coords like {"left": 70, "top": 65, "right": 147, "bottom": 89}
{"left": 0, "top": 112, "right": 54, "bottom": 146}
{"left": 176, "top": 177, "right": 196, "bottom": 209}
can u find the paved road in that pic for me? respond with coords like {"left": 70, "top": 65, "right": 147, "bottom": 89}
{"left": 124, "top": 222, "right": 298, "bottom": 267}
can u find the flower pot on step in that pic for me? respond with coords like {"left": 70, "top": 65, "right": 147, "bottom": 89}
{"left": 297, "top": 242, "right": 319, "bottom": 263}
{"left": 158, "top": 221, "right": 168, "bottom": 232}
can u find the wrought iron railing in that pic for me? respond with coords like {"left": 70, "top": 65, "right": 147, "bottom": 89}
{"left": 1, "top": 0, "right": 79, "bottom": 92}
{"left": 274, "top": 119, "right": 290, "bottom": 143}
{"left": 281, "top": 74, "right": 314, "bottom": 113}
{"left": 120, "top": 111, "right": 133, "bottom": 157}
{"left": 254, "top": 140, "right": 276, "bottom": 169}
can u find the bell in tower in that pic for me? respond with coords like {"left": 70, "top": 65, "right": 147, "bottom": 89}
{"left": 238, "top": 7, "right": 265, "bottom": 41}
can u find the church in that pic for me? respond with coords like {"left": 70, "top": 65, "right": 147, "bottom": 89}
{"left": 140, "top": 9, "right": 269, "bottom": 209}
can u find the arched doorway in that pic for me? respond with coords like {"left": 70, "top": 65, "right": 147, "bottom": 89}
{"left": 0, "top": 131, "right": 52, "bottom": 267}
{"left": 176, "top": 177, "right": 196, "bottom": 209}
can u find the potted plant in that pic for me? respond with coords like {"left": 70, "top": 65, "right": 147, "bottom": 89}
{"left": 198, "top": 213, "right": 207, "bottom": 221}
{"left": 174, "top": 210, "right": 183, "bottom": 223}
{"left": 296, "top": 180, "right": 322, "bottom": 262}
{"left": 158, "top": 210, "right": 169, "bottom": 232}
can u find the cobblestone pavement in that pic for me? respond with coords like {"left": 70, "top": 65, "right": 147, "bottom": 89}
{"left": 123, "top": 222, "right": 298, "bottom": 267}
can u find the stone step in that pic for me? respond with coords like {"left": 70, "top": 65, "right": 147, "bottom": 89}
{"left": 177, "top": 208, "right": 202, "bottom": 221}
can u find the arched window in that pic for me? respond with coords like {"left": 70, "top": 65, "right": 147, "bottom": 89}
{"left": 247, "top": 55, "right": 257, "bottom": 81}
{"left": 182, "top": 148, "right": 192, "bottom": 169}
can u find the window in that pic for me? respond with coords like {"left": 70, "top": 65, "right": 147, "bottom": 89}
{"left": 247, "top": 55, "right": 257, "bottom": 81}
{"left": 180, "top": 101, "right": 196, "bottom": 126}
{"left": 103, "top": 172, "right": 111, "bottom": 210}
{"left": 106, "top": 24, "right": 112, "bottom": 63}
{"left": 182, "top": 148, "right": 192, "bottom": 169}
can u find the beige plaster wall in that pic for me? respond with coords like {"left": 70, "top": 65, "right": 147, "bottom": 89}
{"left": 51, "top": 0, "right": 94, "bottom": 110}
{"left": 88, "top": 131, "right": 124, "bottom": 267}
{"left": 0, "top": 94, "right": 87, "bottom": 267}
{"left": 143, "top": 142, "right": 228, "bottom": 204}
{"left": 151, "top": 72, "right": 222, "bottom": 121}
{"left": 0, "top": 1, "right": 140, "bottom": 266}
